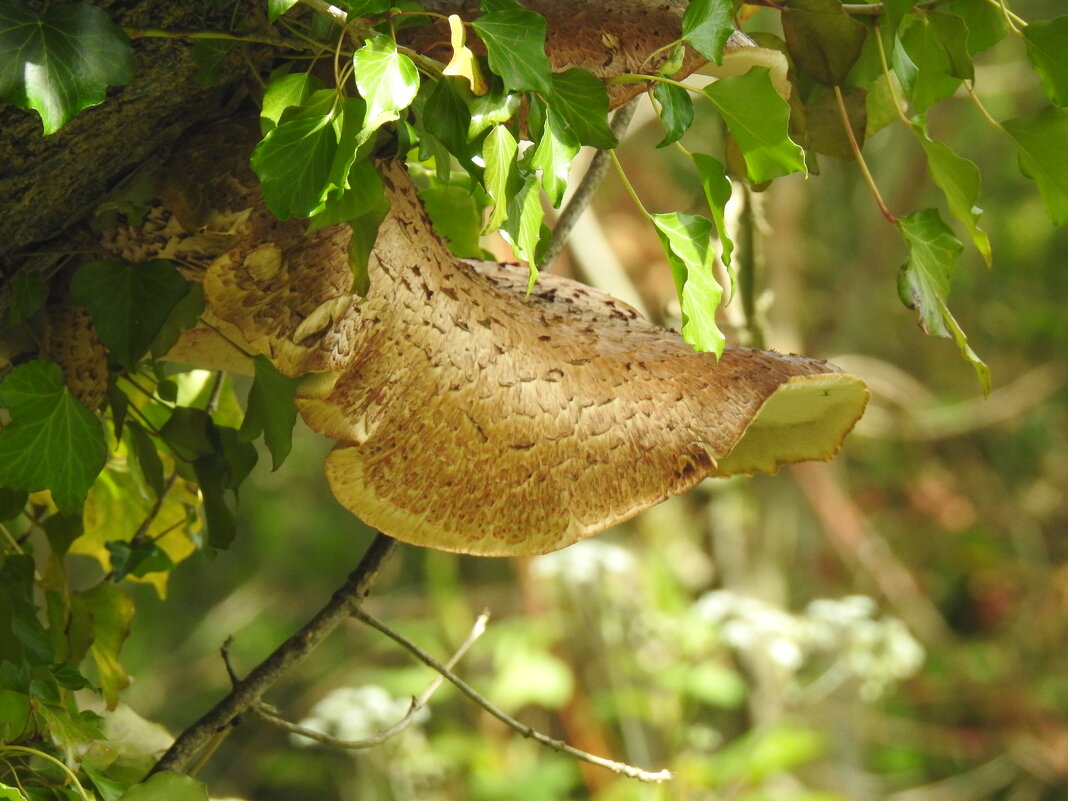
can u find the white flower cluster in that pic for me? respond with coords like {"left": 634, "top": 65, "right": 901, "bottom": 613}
{"left": 694, "top": 592, "right": 925, "bottom": 701}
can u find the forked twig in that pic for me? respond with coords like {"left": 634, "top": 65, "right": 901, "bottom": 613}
{"left": 252, "top": 611, "right": 490, "bottom": 749}
{"left": 352, "top": 608, "right": 674, "bottom": 783}
{"left": 150, "top": 532, "right": 398, "bottom": 775}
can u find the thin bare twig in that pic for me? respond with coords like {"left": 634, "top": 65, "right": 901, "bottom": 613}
{"left": 150, "top": 532, "right": 397, "bottom": 776}
{"left": 353, "top": 607, "right": 674, "bottom": 783}
{"left": 542, "top": 98, "right": 641, "bottom": 270}
{"left": 253, "top": 611, "right": 490, "bottom": 749}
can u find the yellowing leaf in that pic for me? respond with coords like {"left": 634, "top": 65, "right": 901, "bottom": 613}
{"left": 443, "top": 14, "right": 488, "bottom": 96}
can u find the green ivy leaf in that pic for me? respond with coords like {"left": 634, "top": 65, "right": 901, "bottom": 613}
{"left": 191, "top": 453, "right": 237, "bottom": 549}
{"left": 897, "top": 209, "right": 989, "bottom": 393}
{"left": 482, "top": 124, "right": 519, "bottom": 233}
{"left": 0, "top": 691, "right": 31, "bottom": 744}
{"left": 1002, "top": 106, "right": 1068, "bottom": 226}
{"left": 468, "top": 83, "right": 521, "bottom": 140}
{"left": 1022, "top": 16, "right": 1068, "bottom": 108}
{"left": 251, "top": 90, "right": 338, "bottom": 219}
{"left": 116, "top": 771, "right": 210, "bottom": 801}
{"left": 500, "top": 175, "right": 545, "bottom": 276}
{"left": 0, "top": 554, "right": 52, "bottom": 665}
{"left": 267, "top": 0, "right": 300, "bottom": 23}
{"left": 260, "top": 70, "right": 326, "bottom": 133}
{"left": 126, "top": 421, "right": 164, "bottom": 499}
{"left": 0, "top": 0, "right": 133, "bottom": 134}
{"left": 347, "top": 198, "right": 390, "bottom": 297}
{"left": 472, "top": 10, "right": 552, "bottom": 94}
{"left": 682, "top": 0, "right": 735, "bottom": 65}
{"left": 913, "top": 124, "right": 991, "bottom": 266}
{"left": 704, "top": 68, "right": 806, "bottom": 183}
{"left": 692, "top": 153, "right": 735, "bottom": 271}
{"left": 354, "top": 34, "right": 420, "bottom": 121}
{"left": 547, "top": 68, "right": 617, "bottom": 150}
{"left": 150, "top": 282, "right": 205, "bottom": 361}
{"left": 653, "top": 81, "right": 694, "bottom": 148}
{"left": 239, "top": 355, "right": 300, "bottom": 470}
{"left": 70, "top": 259, "right": 190, "bottom": 369}
{"left": 81, "top": 582, "right": 134, "bottom": 708}
{"left": 0, "top": 488, "right": 26, "bottom": 522}
{"left": 946, "top": 0, "right": 1008, "bottom": 55}
{"left": 651, "top": 212, "right": 725, "bottom": 356}
{"left": 310, "top": 156, "right": 384, "bottom": 232}
{"left": 417, "top": 174, "right": 490, "bottom": 258}
{"left": 423, "top": 76, "right": 474, "bottom": 161}
{"left": 0, "top": 361, "right": 107, "bottom": 514}
{"left": 804, "top": 85, "right": 867, "bottom": 160}
{"left": 894, "top": 13, "right": 964, "bottom": 114}
{"left": 4, "top": 270, "right": 47, "bottom": 327}
{"left": 781, "top": 0, "right": 867, "bottom": 86}
{"left": 530, "top": 107, "right": 579, "bottom": 207}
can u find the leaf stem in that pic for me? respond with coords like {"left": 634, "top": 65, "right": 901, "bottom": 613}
{"left": 965, "top": 82, "right": 1005, "bottom": 132}
{"left": 873, "top": 23, "right": 911, "bottom": 127}
{"left": 833, "top": 86, "right": 896, "bottom": 225}
{"left": 542, "top": 98, "right": 640, "bottom": 269}
{"left": 123, "top": 28, "right": 310, "bottom": 51}
{"left": 0, "top": 746, "right": 92, "bottom": 801}
{"left": 609, "top": 152, "right": 651, "bottom": 222}
{"left": 991, "top": 0, "right": 1025, "bottom": 33}
{"left": 354, "top": 608, "right": 674, "bottom": 783}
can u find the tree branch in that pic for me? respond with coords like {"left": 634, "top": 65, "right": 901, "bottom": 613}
{"left": 353, "top": 607, "right": 674, "bottom": 783}
{"left": 253, "top": 611, "right": 489, "bottom": 749}
{"left": 150, "top": 531, "right": 398, "bottom": 776}
{"left": 543, "top": 98, "right": 641, "bottom": 270}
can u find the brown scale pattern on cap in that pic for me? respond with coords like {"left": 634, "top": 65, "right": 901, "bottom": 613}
{"left": 292, "top": 161, "right": 858, "bottom": 555}
{"left": 45, "top": 302, "right": 108, "bottom": 411}
{"left": 114, "top": 120, "right": 866, "bottom": 557}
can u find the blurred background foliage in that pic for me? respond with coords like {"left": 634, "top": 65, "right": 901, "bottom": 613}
{"left": 109, "top": 4, "right": 1068, "bottom": 799}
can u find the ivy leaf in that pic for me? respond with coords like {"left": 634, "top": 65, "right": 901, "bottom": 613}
{"left": 192, "top": 453, "right": 237, "bottom": 549}
{"left": 913, "top": 124, "right": 991, "bottom": 266}
{"left": 653, "top": 81, "right": 694, "bottom": 148}
{"left": 354, "top": 34, "right": 420, "bottom": 122}
{"left": 260, "top": 70, "right": 326, "bottom": 133}
{"left": 468, "top": 83, "right": 521, "bottom": 140}
{"left": 1002, "top": 106, "right": 1068, "bottom": 226}
{"left": 500, "top": 175, "right": 545, "bottom": 277}
{"left": 692, "top": 153, "right": 735, "bottom": 271}
{"left": 482, "top": 123, "right": 519, "bottom": 233}
{"left": 947, "top": 0, "right": 1008, "bottom": 55}
{"left": 472, "top": 10, "right": 552, "bottom": 94}
{"left": 804, "top": 85, "right": 866, "bottom": 160}
{"left": 547, "top": 68, "right": 617, "bottom": 150}
{"left": 80, "top": 582, "right": 134, "bottom": 708}
{"left": 239, "top": 355, "right": 301, "bottom": 470}
{"left": 530, "top": 107, "right": 579, "bottom": 207}
{"left": 267, "top": 0, "right": 300, "bottom": 23}
{"left": 781, "top": 0, "right": 867, "bottom": 86}
{"left": 116, "top": 771, "right": 210, "bottom": 801}
{"left": 4, "top": 270, "right": 47, "bottom": 327}
{"left": 417, "top": 174, "right": 490, "bottom": 258}
{"left": 704, "top": 68, "right": 806, "bottom": 183}
{"left": 126, "top": 421, "right": 164, "bottom": 499}
{"left": 1022, "top": 16, "right": 1068, "bottom": 108}
{"left": 0, "top": 0, "right": 133, "bottom": 134}
{"left": 651, "top": 213, "right": 725, "bottom": 356}
{"left": 443, "top": 13, "right": 488, "bottom": 95}
{"left": 347, "top": 198, "right": 390, "bottom": 297}
{"left": 423, "top": 76, "right": 474, "bottom": 161}
{"left": 70, "top": 259, "right": 190, "bottom": 369}
{"left": 0, "top": 361, "right": 107, "bottom": 514}
{"left": 895, "top": 13, "right": 964, "bottom": 114}
{"left": 251, "top": 90, "right": 338, "bottom": 219}
{"left": 897, "top": 209, "right": 989, "bottom": 393}
{"left": 682, "top": 0, "right": 735, "bottom": 65}
{"left": 310, "top": 156, "right": 384, "bottom": 231}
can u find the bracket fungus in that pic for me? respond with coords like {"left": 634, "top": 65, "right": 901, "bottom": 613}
{"left": 106, "top": 119, "right": 867, "bottom": 557}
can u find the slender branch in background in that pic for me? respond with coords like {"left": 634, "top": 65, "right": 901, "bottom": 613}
{"left": 353, "top": 607, "right": 674, "bottom": 783}
{"left": 834, "top": 86, "right": 896, "bottom": 225}
{"left": 123, "top": 28, "right": 309, "bottom": 50}
{"left": 736, "top": 184, "right": 766, "bottom": 350}
{"left": 790, "top": 462, "right": 953, "bottom": 645}
{"left": 542, "top": 98, "right": 641, "bottom": 270}
{"left": 254, "top": 611, "right": 490, "bottom": 749}
{"left": 150, "top": 532, "right": 398, "bottom": 776}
